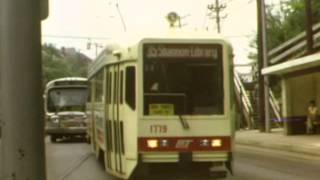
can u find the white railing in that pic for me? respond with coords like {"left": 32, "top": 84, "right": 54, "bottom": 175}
{"left": 234, "top": 71, "right": 254, "bottom": 128}
{"left": 269, "top": 22, "right": 320, "bottom": 64}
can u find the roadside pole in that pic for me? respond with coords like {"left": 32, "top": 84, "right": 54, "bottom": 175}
{"left": 0, "top": 0, "right": 46, "bottom": 179}
{"left": 260, "top": 0, "right": 270, "bottom": 133}
{"left": 305, "top": 0, "right": 314, "bottom": 54}
{"left": 257, "top": 0, "right": 266, "bottom": 132}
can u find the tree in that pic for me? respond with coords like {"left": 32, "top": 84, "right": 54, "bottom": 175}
{"left": 249, "top": 0, "right": 320, "bottom": 97}
{"left": 42, "top": 44, "right": 91, "bottom": 86}
{"left": 250, "top": 0, "right": 320, "bottom": 58}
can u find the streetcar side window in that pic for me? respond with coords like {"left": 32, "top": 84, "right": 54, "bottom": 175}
{"left": 95, "top": 70, "right": 104, "bottom": 103}
{"left": 120, "top": 70, "right": 123, "bottom": 104}
{"left": 105, "top": 70, "right": 109, "bottom": 104}
{"left": 87, "top": 80, "right": 92, "bottom": 103}
{"left": 114, "top": 72, "right": 118, "bottom": 104}
{"left": 108, "top": 72, "right": 112, "bottom": 104}
{"left": 125, "top": 66, "right": 136, "bottom": 110}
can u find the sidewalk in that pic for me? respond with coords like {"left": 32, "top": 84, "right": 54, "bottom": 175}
{"left": 235, "top": 128, "right": 320, "bottom": 156}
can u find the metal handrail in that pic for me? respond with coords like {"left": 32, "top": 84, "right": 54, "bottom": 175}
{"left": 269, "top": 89, "right": 281, "bottom": 123}
{"left": 234, "top": 71, "right": 254, "bottom": 128}
{"left": 234, "top": 72, "right": 253, "bottom": 113}
{"left": 269, "top": 22, "right": 320, "bottom": 64}
{"left": 270, "top": 31, "right": 320, "bottom": 64}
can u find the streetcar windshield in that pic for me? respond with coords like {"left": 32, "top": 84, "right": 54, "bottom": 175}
{"left": 47, "top": 88, "right": 88, "bottom": 112}
{"left": 143, "top": 44, "right": 224, "bottom": 115}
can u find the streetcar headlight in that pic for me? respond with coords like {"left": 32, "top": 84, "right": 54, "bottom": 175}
{"left": 147, "top": 140, "right": 158, "bottom": 149}
{"left": 200, "top": 139, "right": 210, "bottom": 147}
{"left": 211, "top": 139, "right": 222, "bottom": 147}
{"left": 160, "top": 139, "right": 169, "bottom": 147}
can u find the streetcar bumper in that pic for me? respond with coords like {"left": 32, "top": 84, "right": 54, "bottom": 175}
{"left": 140, "top": 151, "right": 229, "bottom": 163}
{"left": 45, "top": 127, "right": 87, "bottom": 135}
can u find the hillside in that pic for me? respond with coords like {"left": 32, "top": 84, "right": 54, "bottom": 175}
{"left": 42, "top": 44, "right": 92, "bottom": 85}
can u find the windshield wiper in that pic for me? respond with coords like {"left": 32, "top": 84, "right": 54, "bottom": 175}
{"left": 178, "top": 114, "right": 190, "bottom": 130}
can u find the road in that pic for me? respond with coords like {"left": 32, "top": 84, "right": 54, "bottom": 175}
{"left": 46, "top": 139, "right": 320, "bottom": 180}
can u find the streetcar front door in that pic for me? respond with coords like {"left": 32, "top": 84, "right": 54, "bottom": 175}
{"left": 105, "top": 65, "right": 125, "bottom": 175}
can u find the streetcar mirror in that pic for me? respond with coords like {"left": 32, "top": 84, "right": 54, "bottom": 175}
{"left": 41, "top": 0, "right": 49, "bottom": 20}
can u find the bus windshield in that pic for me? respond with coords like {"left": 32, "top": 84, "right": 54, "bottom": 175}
{"left": 47, "top": 88, "right": 88, "bottom": 112}
{"left": 143, "top": 44, "right": 224, "bottom": 116}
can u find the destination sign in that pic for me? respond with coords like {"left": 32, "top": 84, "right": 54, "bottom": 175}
{"left": 144, "top": 44, "right": 221, "bottom": 59}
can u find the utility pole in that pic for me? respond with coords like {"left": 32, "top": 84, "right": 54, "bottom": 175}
{"left": 0, "top": 0, "right": 47, "bottom": 179}
{"left": 305, "top": 0, "right": 314, "bottom": 54}
{"left": 257, "top": 0, "right": 268, "bottom": 132}
{"left": 87, "top": 41, "right": 103, "bottom": 57}
{"left": 207, "top": 0, "right": 227, "bottom": 33}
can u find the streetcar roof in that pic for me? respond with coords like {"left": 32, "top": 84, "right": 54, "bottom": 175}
{"left": 88, "top": 31, "right": 232, "bottom": 78}
{"left": 114, "top": 30, "right": 231, "bottom": 45}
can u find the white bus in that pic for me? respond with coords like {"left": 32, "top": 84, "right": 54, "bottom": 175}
{"left": 87, "top": 32, "right": 235, "bottom": 179}
{"left": 44, "top": 77, "right": 88, "bottom": 142}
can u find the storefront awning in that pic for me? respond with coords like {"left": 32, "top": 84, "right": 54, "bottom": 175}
{"left": 262, "top": 53, "right": 320, "bottom": 76}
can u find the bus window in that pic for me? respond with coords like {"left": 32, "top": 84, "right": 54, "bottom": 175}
{"left": 48, "top": 88, "right": 88, "bottom": 112}
{"left": 125, "top": 66, "right": 136, "bottom": 110}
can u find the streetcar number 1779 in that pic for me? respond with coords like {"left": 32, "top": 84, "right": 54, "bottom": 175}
{"left": 150, "top": 125, "right": 167, "bottom": 133}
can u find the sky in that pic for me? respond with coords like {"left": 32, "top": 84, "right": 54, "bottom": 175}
{"left": 41, "top": 0, "right": 274, "bottom": 68}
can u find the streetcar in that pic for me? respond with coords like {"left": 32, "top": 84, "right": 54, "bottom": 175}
{"left": 44, "top": 77, "right": 89, "bottom": 142}
{"left": 87, "top": 32, "right": 235, "bottom": 179}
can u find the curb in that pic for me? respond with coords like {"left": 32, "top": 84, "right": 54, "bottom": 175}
{"left": 235, "top": 139, "right": 320, "bottom": 157}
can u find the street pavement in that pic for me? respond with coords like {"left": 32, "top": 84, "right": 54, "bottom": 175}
{"left": 45, "top": 132, "right": 320, "bottom": 180}
{"left": 46, "top": 137, "right": 112, "bottom": 180}
{"left": 236, "top": 128, "right": 320, "bottom": 156}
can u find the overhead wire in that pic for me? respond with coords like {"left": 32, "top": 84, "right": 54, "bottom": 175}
{"left": 42, "top": 35, "right": 111, "bottom": 40}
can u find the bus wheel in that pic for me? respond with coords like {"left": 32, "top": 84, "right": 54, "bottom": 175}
{"left": 50, "top": 135, "right": 57, "bottom": 143}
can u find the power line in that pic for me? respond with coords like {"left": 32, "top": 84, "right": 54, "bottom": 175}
{"left": 226, "top": 34, "right": 255, "bottom": 38}
{"left": 202, "top": 6, "right": 210, "bottom": 31}
{"left": 42, "top": 35, "right": 111, "bottom": 40}
{"left": 115, "top": 3, "right": 127, "bottom": 32}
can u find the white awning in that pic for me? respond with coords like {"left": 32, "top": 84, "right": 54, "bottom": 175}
{"left": 262, "top": 53, "right": 320, "bottom": 75}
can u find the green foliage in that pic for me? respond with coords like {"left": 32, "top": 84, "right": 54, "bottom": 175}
{"left": 249, "top": 0, "right": 320, "bottom": 60}
{"left": 42, "top": 44, "right": 91, "bottom": 86}
{"left": 248, "top": 0, "right": 320, "bottom": 97}
{"left": 266, "top": 0, "right": 306, "bottom": 50}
